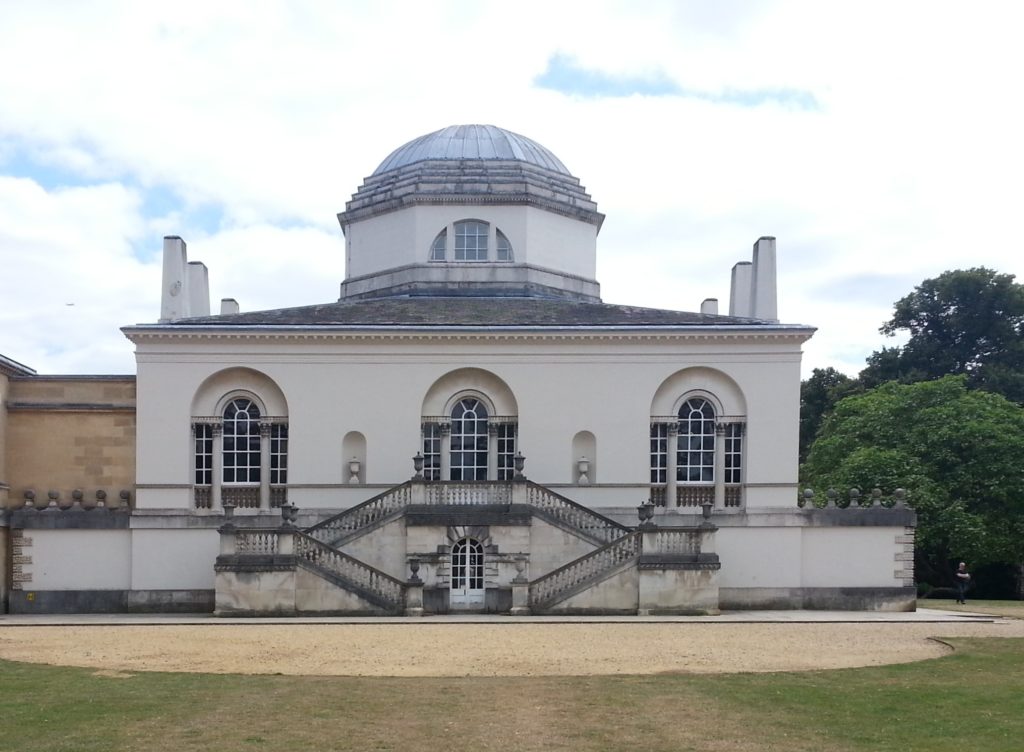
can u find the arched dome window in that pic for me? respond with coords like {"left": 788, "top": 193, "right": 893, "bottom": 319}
{"left": 428, "top": 221, "right": 514, "bottom": 263}
{"left": 496, "top": 229, "right": 513, "bottom": 261}
{"left": 455, "top": 221, "right": 488, "bottom": 261}
{"left": 430, "top": 229, "right": 447, "bottom": 261}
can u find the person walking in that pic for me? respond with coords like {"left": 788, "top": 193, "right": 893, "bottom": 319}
{"left": 955, "top": 562, "right": 971, "bottom": 605}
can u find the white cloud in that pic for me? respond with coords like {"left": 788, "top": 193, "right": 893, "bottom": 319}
{"left": 1, "top": 1, "right": 1023, "bottom": 377}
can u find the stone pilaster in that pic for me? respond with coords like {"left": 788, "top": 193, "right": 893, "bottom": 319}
{"left": 665, "top": 423, "right": 679, "bottom": 508}
{"left": 714, "top": 423, "right": 726, "bottom": 509}
{"left": 211, "top": 424, "right": 223, "bottom": 511}
{"left": 259, "top": 422, "right": 272, "bottom": 510}
{"left": 440, "top": 423, "right": 452, "bottom": 480}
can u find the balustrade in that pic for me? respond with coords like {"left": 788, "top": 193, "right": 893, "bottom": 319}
{"left": 529, "top": 532, "right": 641, "bottom": 607}
{"left": 294, "top": 533, "right": 405, "bottom": 608}
{"left": 677, "top": 485, "right": 714, "bottom": 507}
{"left": 306, "top": 482, "right": 413, "bottom": 543}
{"left": 524, "top": 483, "right": 628, "bottom": 544}
{"left": 270, "top": 486, "right": 288, "bottom": 508}
{"left": 647, "top": 529, "right": 701, "bottom": 555}
{"left": 306, "top": 480, "right": 629, "bottom": 548}
{"left": 650, "top": 484, "right": 743, "bottom": 508}
{"left": 222, "top": 486, "right": 260, "bottom": 508}
{"left": 194, "top": 486, "right": 212, "bottom": 509}
{"left": 424, "top": 482, "right": 511, "bottom": 505}
{"left": 234, "top": 530, "right": 280, "bottom": 555}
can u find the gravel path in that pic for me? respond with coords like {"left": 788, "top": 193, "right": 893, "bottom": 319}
{"left": 2, "top": 618, "right": 1022, "bottom": 676}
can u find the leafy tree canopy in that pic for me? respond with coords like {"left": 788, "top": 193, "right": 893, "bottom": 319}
{"left": 861, "top": 268, "right": 1024, "bottom": 401}
{"left": 799, "top": 367, "right": 858, "bottom": 461}
{"left": 802, "top": 376, "right": 1024, "bottom": 583}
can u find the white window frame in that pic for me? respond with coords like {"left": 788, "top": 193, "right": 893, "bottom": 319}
{"left": 450, "top": 397, "right": 489, "bottom": 480}
{"left": 496, "top": 229, "right": 513, "bottom": 261}
{"left": 430, "top": 229, "right": 447, "bottom": 261}
{"left": 222, "top": 397, "right": 262, "bottom": 485}
{"left": 677, "top": 398, "right": 716, "bottom": 483}
{"left": 454, "top": 220, "right": 488, "bottom": 261}
{"left": 194, "top": 423, "right": 213, "bottom": 486}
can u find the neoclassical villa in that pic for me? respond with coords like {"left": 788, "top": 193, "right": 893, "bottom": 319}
{"left": 0, "top": 125, "right": 915, "bottom": 615}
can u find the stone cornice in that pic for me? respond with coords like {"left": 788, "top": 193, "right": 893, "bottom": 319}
{"left": 339, "top": 190, "right": 605, "bottom": 229}
{"left": 122, "top": 324, "right": 816, "bottom": 346}
{"left": 5, "top": 402, "right": 135, "bottom": 412}
{"left": 0, "top": 353, "right": 37, "bottom": 377}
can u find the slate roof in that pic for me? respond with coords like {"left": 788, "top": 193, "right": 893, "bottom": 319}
{"left": 166, "top": 296, "right": 780, "bottom": 329}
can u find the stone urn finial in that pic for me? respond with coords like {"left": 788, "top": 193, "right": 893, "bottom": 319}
{"left": 577, "top": 456, "right": 590, "bottom": 485}
{"left": 513, "top": 451, "right": 526, "bottom": 480}
{"left": 637, "top": 500, "right": 656, "bottom": 528}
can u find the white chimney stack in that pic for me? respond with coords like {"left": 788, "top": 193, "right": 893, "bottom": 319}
{"left": 220, "top": 298, "right": 240, "bottom": 316}
{"left": 729, "top": 262, "right": 753, "bottom": 317}
{"left": 700, "top": 298, "right": 719, "bottom": 315}
{"left": 159, "top": 236, "right": 189, "bottom": 322}
{"left": 751, "top": 236, "right": 778, "bottom": 322}
{"left": 187, "top": 261, "right": 210, "bottom": 317}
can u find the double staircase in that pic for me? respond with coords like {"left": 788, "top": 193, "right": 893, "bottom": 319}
{"left": 216, "top": 480, "right": 715, "bottom": 616}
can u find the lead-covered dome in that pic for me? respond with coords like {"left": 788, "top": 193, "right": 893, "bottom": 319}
{"left": 373, "top": 124, "right": 571, "bottom": 176}
{"left": 337, "top": 124, "right": 603, "bottom": 304}
{"left": 341, "top": 124, "right": 600, "bottom": 229}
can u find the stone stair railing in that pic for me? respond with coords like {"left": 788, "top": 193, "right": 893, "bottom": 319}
{"left": 424, "top": 481, "right": 512, "bottom": 505}
{"left": 305, "top": 482, "right": 414, "bottom": 545}
{"left": 523, "top": 482, "right": 631, "bottom": 545}
{"left": 305, "top": 480, "right": 631, "bottom": 549}
{"left": 529, "top": 531, "right": 641, "bottom": 610}
{"left": 645, "top": 528, "right": 703, "bottom": 555}
{"left": 234, "top": 529, "right": 282, "bottom": 555}
{"left": 293, "top": 531, "right": 406, "bottom": 613}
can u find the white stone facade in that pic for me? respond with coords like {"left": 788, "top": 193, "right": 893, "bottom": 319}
{"left": 2, "top": 124, "right": 915, "bottom": 615}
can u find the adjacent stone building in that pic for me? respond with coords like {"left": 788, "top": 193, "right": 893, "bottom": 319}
{"left": 1, "top": 125, "right": 915, "bottom": 615}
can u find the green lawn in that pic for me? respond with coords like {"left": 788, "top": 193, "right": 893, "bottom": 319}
{"left": 1, "top": 637, "right": 1022, "bottom": 752}
{"left": 921, "top": 598, "right": 1024, "bottom": 619}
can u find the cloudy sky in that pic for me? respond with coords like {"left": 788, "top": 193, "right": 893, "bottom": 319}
{"left": 2, "top": 1, "right": 1022, "bottom": 377}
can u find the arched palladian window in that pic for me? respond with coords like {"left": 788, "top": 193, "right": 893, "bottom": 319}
{"left": 649, "top": 394, "right": 745, "bottom": 508}
{"left": 450, "top": 398, "right": 489, "bottom": 480}
{"left": 192, "top": 391, "right": 289, "bottom": 510}
{"left": 421, "top": 394, "right": 517, "bottom": 482}
{"left": 428, "top": 221, "right": 514, "bottom": 262}
{"left": 223, "top": 397, "right": 261, "bottom": 484}
{"left": 677, "top": 398, "right": 716, "bottom": 483}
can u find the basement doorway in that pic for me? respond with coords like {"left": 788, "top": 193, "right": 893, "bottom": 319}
{"left": 450, "top": 537, "right": 485, "bottom": 608}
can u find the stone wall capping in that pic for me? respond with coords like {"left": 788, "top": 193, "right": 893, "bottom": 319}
{"left": 799, "top": 487, "right": 911, "bottom": 510}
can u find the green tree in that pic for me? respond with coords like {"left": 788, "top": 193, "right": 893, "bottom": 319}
{"left": 799, "top": 367, "right": 858, "bottom": 461}
{"left": 802, "top": 376, "right": 1024, "bottom": 591}
{"left": 861, "top": 268, "right": 1024, "bottom": 401}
